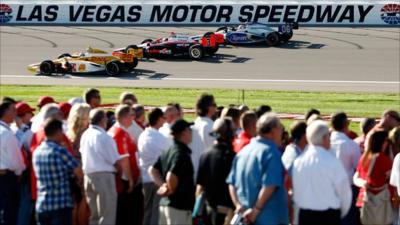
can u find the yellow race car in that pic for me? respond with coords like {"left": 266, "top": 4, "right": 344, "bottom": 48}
{"left": 28, "top": 46, "right": 143, "bottom": 76}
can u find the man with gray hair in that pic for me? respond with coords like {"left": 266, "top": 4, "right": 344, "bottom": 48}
{"left": 159, "top": 104, "right": 179, "bottom": 139}
{"left": 226, "top": 113, "right": 289, "bottom": 225}
{"left": 80, "top": 109, "right": 133, "bottom": 225}
{"left": 292, "top": 120, "right": 352, "bottom": 225}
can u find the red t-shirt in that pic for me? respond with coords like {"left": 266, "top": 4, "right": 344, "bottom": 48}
{"left": 233, "top": 131, "right": 252, "bottom": 153}
{"left": 356, "top": 152, "right": 392, "bottom": 207}
{"left": 30, "top": 129, "right": 75, "bottom": 200}
{"left": 108, "top": 124, "right": 140, "bottom": 193}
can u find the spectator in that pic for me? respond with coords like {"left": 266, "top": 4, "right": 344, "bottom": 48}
{"left": 293, "top": 120, "right": 352, "bottom": 225}
{"left": 379, "top": 110, "right": 400, "bottom": 131}
{"left": 281, "top": 121, "right": 307, "bottom": 225}
{"left": 282, "top": 121, "right": 307, "bottom": 174}
{"left": 138, "top": 108, "right": 170, "bottom": 225}
{"left": 33, "top": 118, "right": 83, "bottom": 225}
{"left": 227, "top": 113, "right": 289, "bottom": 225}
{"left": 197, "top": 118, "right": 236, "bottom": 225}
{"left": 173, "top": 103, "right": 184, "bottom": 119}
{"left": 13, "top": 101, "right": 35, "bottom": 151}
{"left": 120, "top": 91, "right": 138, "bottom": 106}
{"left": 233, "top": 111, "right": 257, "bottom": 153}
{"left": 108, "top": 105, "right": 143, "bottom": 225}
{"left": 389, "top": 126, "right": 400, "bottom": 224}
{"left": 134, "top": 104, "right": 146, "bottom": 130}
{"left": 149, "top": 119, "right": 195, "bottom": 225}
{"left": 305, "top": 108, "right": 321, "bottom": 122}
{"left": 0, "top": 100, "right": 26, "bottom": 225}
{"left": 220, "top": 107, "right": 241, "bottom": 134}
{"left": 13, "top": 102, "right": 35, "bottom": 225}
{"left": 390, "top": 151, "right": 400, "bottom": 225}
{"left": 353, "top": 130, "right": 392, "bottom": 225}
{"left": 66, "top": 103, "right": 91, "bottom": 158}
{"left": 31, "top": 96, "right": 57, "bottom": 132}
{"left": 159, "top": 104, "right": 179, "bottom": 139}
{"left": 238, "top": 105, "right": 249, "bottom": 114}
{"left": 1, "top": 96, "right": 17, "bottom": 103}
{"left": 306, "top": 113, "right": 323, "bottom": 125}
{"left": 191, "top": 94, "right": 217, "bottom": 179}
{"left": 68, "top": 97, "right": 85, "bottom": 106}
{"left": 255, "top": 105, "right": 272, "bottom": 118}
{"left": 354, "top": 118, "right": 376, "bottom": 153}
{"left": 59, "top": 102, "right": 72, "bottom": 121}
{"left": 80, "top": 109, "right": 133, "bottom": 225}
{"left": 66, "top": 103, "right": 91, "bottom": 225}
{"left": 330, "top": 112, "right": 361, "bottom": 225}
{"left": 30, "top": 104, "right": 75, "bottom": 222}
{"left": 84, "top": 88, "right": 101, "bottom": 109}
{"left": 194, "top": 94, "right": 217, "bottom": 149}
{"left": 389, "top": 126, "right": 400, "bottom": 157}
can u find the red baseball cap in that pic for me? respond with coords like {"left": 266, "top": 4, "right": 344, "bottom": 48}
{"left": 37, "top": 96, "right": 57, "bottom": 108}
{"left": 16, "top": 102, "right": 35, "bottom": 117}
{"left": 59, "top": 102, "right": 72, "bottom": 119}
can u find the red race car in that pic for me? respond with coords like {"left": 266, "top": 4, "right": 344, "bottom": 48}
{"left": 138, "top": 32, "right": 224, "bottom": 60}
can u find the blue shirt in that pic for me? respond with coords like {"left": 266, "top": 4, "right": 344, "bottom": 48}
{"left": 33, "top": 140, "right": 79, "bottom": 212}
{"left": 226, "top": 137, "right": 288, "bottom": 225}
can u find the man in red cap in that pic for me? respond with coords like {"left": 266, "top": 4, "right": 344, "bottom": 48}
{"left": 12, "top": 102, "right": 35, "bottom": 150}
{"left": 37, "top": 96, "right": 57, "bottom": 110}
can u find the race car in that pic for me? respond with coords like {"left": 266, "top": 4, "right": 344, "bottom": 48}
{"left": 138, "top": 32, "right": 223, "bottom": 60}
{"left": 216, "top": 22, "right": 299, "bottom": 46}
{"left": 27, "top": 46, "right": 143, "bottom": 76}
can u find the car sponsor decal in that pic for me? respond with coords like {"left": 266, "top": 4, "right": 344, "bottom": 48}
{"left": 78, "top": 64, "right": 86, "bottom": 72}
{"left": 380, "top": 4, "right": 400, "bottom": 25}
{"left": 226, "top": 33, "right": 249, "bottom": 43}
{"left": 0, "top": 4, "right": 13, "bottom": 23}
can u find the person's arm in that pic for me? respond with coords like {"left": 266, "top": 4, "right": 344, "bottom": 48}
{"left": 116, "top": 157, "right": 134, "bottom": 193}
{"left": 229, "top": 184, "right": 243, "bottom": 213}
{"left": 196, "top": 184, "right": 204, "bottom": 197}
{"left": 149, "top": 165, "right": 164, "bottom": 187}
{"left": 73, "top": 167, "right": 84, "bottom": 186}
{"left": 243, "top": 186, "right": 276, "bottom": 224}
{"left": 353, "top": 171, "right": 366, "bottom": 188}
{"left": 158, "top": 172, "right": 178, "bottom": 197}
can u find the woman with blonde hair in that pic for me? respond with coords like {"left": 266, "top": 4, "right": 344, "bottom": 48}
{"left": 66, "top": 103, "right": 91, "bottom": 225}
{"left": 67, "top": 103, "right": 91, "bottom": 158}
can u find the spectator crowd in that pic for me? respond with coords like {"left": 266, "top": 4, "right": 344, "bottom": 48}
{"left": 0, "top": 88, "right": 399, "bottom": 225}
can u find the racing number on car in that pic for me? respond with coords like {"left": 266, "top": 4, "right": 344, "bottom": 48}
{"left": 70, "top": 63, "right": 77, "bottom": 72}
{"left": 279, "top": 25, "right": 292, "bottom": 33}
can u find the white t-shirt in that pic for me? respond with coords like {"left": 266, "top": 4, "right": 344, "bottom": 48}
{"left": 137, "top": 127, "right": 171, "bottom": 183}
{"left": 330, "top": 131, "right": 361, "bottom": 182}
{"left": 193, "top": 116, "right": 215, "bottom": 150}
{"left": 390, "top": 153, "right": 400, "bottom": 196}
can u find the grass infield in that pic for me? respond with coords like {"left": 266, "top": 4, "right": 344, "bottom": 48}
{"left": 1, "top": 84, "right": 399, "bottom": 134}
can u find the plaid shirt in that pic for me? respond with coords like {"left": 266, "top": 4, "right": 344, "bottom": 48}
{"left": 33, "top": 140, "right": 79, "bottom": 212}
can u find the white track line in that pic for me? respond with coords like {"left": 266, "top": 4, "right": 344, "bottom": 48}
{"left": 1, "top": 75, "right": 399, "bottom": 84}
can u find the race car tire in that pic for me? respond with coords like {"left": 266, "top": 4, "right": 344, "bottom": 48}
{"left": 125, "top": 58, "right": 139, "bottom": 72}
{"left": 125, "top": 45, "right": 138, "bottom": 53}
{"left": 141, "top": 39, "right": 153, "bottom": 44}
{"left": 105, "top": 61, "right": 121, "bottom": 76}
{"left": 266, "top": 32, "right": 280, "bottom": 46}
{"left": 206, "top": 45, "right": 219, "bottom": 55}
{"left": 216, "top": 26, "right": 228, "bottom": 32}
{"left": 280, "top": 32, "right": 293, "bottom": 43}
{"left": 39, "top": 60, "right": 55, "bottom": 75}
{"left": 58, "top": 53, "right": 71, "bottom": 59}
{"left": 189, "top": 45, "right": 203, "bottom": 60}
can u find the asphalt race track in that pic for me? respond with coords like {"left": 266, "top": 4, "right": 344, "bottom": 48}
{"left": 0, "top": 26, "right": 399, "bottom": 92}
